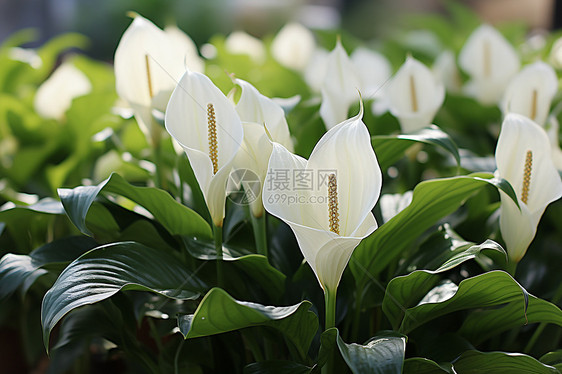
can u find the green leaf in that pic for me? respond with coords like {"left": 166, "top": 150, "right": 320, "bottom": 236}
{"left": 371, "top": 125, "right": 460, "bottom": 170}
{"left": 336, "top": 331, "right": 407, "bottom": 374}
{"left": 41, "top": 241, "right": 205, "bottom": 350}
{"left": 452, "top": 351, "right": 560, "bottom": 374}
{"left": 318, "top": 328, "right": 406, "bottom": 374}
{"left": 541, "top": 351, "right": 562, "bottom": 371}
{"left": 244, "top": 360, "right": 312, "bottom": 374}
{"left": 459, "top": 293, "right": 562, "bottom": 344}
{"left": 391, "top": 271, "right": 528, "bottom": 334}
{"left": 383, "top": 239, "right": 505, "bottom": 329}
{"left": 403, "top": 358, "right": 453, "bottom": 374}
{"left": 58, "top": 173, "right": 212, "bottom": 239}
{"left": 351, "top": 174, "right": 516, "bottom": 284}
{"left": 177, "top": 288, "right": 317, "bottom": 359}
{"left": 0, "top": 236, "right": 98, "bottom": 299}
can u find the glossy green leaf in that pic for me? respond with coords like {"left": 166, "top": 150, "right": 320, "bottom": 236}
{"left": 403, "top": 358, "right": 453, "bottom": 374}
{"left": 58, "top": 173, "right": 212, "bottom": 239}
{"left": 177, "top": 288, "right": 317, "bottom": 359}
{"left": 372, "top": 125, "right": 460, "bottom": 170}
{"left": 459, "top": 293, "right": 562, "bottom": 344}
{"left": 541, "top": 351, "right": 562, "bottom": 371}
{"left": 42, "top": 241, "right": 205, "bottom": 350}
{"left": 0, "top": 236, "right": 98, "bottom": 299}
{"left": 244, "top": 360, "right": 312, "bottom": 374}
{"left": 351, "top": 173, "right": 517, "bottom": 283}
{"left": 390, "top": 271, "right": 528, "bottom": 334}
{"left": 383, "top": 239, "right": 505, "bottom": 329}
{"left": 452, "top": 351, "right": 560, "bottom": 374}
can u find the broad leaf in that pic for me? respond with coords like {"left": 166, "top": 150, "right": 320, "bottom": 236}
{"left": 42, "top": 241, "right": 205, "bottom": 350}
{"left": 351, "top": 173, "right": 517, "bottom": 284}
{"left": 58, "top": 173, "right": 212, "bottom": 239}
{"left": 403, "top": 358, "right": 453, "bottom": 374}
{"left": 244, "top": 360, "right": 312, "bottom": 374}
{"left": 372, "top": 125, "right": 460, "bottom": 170}
{"left": 0, "top": 236, "right": 98, "bottom": 298}
{"left": 389, "top": 271, "right": 528, "bottom": 334}
{"left": 177, "top": 288, "right": 317, "bottom": 359}
{"left": 452, "top": 351, "right": 560, "bottom": 374}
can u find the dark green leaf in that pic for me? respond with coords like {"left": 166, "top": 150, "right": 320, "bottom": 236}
{"left": 177, "top": 288, "right": 317, "bottom": 359}
{"left": 403, "top": 358, "right": 453, "bottom": 374}
{"left": 42, "top": 241, "right": 205, "bottom": 350}
{"left": 244, "top": 360, "right": 312, "bottom": 374}
{"left": 351, "top": 174, "right": 516, "bottom": 284}
{"left": 372, "top": 125, "right": 460, "bottom": 170}
{"left": 452, "top": 350, "right": 560, "bottom": 374}
{"left": 59, "top": 173, "right": 212, "bottom": 239}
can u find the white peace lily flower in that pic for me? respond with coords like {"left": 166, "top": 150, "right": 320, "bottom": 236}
{"left": 459, "top": 24, "right": 520, "bottom": 105}
{"left": 432, "top": 50, "right": 462, "bottom": 94}
{"left": 496, "top": 113, "right": 562, "bottom": 262}
{"left": 546, "top": 116, "right": 562, "bottom": 171}
{"left": 304, "top": 48, "right": 329, "bottom": 93}
{"left": 501, "top": 61, "right": 557, "bottom": 127}
{"left": 164, "top": 25, "right": 204, "bottom": 74}
{"left": 34, "top": 61, "right": 92, "bottom": 120}
{"left": 387, "top": 56, "right": 445, "bottom": 133}
{"left": 351, "top": 47, "right": 392, "bottom": 99}
{"left": 549, "top": 36, "right": 562, "bottom": 69}
{"left": 224, "top": 31, "right": 266, "bottom": 64}
{"left": 320, "top": 39, "right": 361, "bottom": 130}
{"left": 380, "top": 191, "right": 413, "bottom": 224}
{"left": 165, "top": 71, "right": 243, "bottom": 227}
{"left": 114, "top": 15, "right": 198, "bottom": 142}
{"left": 271, "top": 23, "right": 316, "bottom": 71}
{"left": 263, "top": 105, "right": 382, "bottom": 292}
{"left": 229, "top": 78, "right": 294, "bottom": 217}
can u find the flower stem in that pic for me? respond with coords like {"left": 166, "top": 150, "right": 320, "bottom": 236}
{"left": 325, "top": 287, "right": 337, "bottom": 330}
{"left": 213, "top": 224, "right": 224, "bottom": 288}
{"left": 250, "top": 212, "right": 268, "bottom": 257}
{"left": 505, "top": 260, "right": 518, "bottom": 277}
{"left": 524, "top": 281, "right": 562, "bottom": 353}
{"left": 351, "top": 282, "right": 364, "bottom": 341}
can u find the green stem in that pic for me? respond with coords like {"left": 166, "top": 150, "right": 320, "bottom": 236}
{"left": 174, "top": 338, "right": 185, "bottom": 374}
{"left": 505, "top": 260, "right": 518, "bottom": 277}
{"left": 150, "top": 119, "right": 165, "bottom": 189}
{"left": 325, "top": 287, "right": 337, "bottom": 330}
{"left": 250, "top": 212, "right": 268, "bottom": 257}
{"left": 323, "top": 288, "right": 337, "bottom": 374}
{"left": 214, "top": 224, "right": 224, "bottom": 288}
{"left": 524, "top": 282, "right": 562, "bottom": 353}
{"left": 147, "top": 317, "right": 164, "bottom": 353}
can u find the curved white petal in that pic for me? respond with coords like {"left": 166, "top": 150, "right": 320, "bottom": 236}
{"left": 307, "top": 107, "right": 382, "bottom": 236}
{"left": 432, "top": 50, "right": 461, "bottom": 94}
{"left": 320, "top": 40, "right": 361, "bottom": 129}
{"left": 233, "top": 79, "right": 293, "bottom": 151}
{"left": 34, "top": 62, "right": 91, "bottom": 120}
{"left": 387, "top": 56, "right": 445, "bottom": 133}
{"left": 225, "top": 31, "right": 266, "bottom": 63}
{"left": 271, "top": 23, "right": 315, "bottom": 71}
{"left": 165, "top": 71, "right": 243, "bottom": 225}
{"left": 304, "top": 48, "right": 329, "bottom": 93}
{"left": 458, "top": 24, "right": 520, "bottom": 104}
{"left": 496, "top": 113, "right": 562, "bottom": 213}
{"left": 115, "top": 15, "right": 190, "bottom": 134}
{"left": 164, "top": 25, "right": 205, "bottom": 73}
{"left": 501, "top": 61, "right": 557, "bottom": 126}
{"left": 351, "top": 47, "right": 392, "bottom": 98}
{"left": 546, "top": 116, "right": 562, "bottom": 171}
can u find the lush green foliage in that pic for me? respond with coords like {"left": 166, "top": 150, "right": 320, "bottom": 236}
{"left": 1, "top": 2, "right": 562, "bottom": 373}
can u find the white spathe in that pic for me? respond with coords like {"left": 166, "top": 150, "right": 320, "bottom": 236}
{"left": 165, "top": 71, "right": 243, "bottom": 227}
{"left": 546, "top": 116, "right": 562, "bottom": 171}
{"left": 319, "top": 39, "right": 361, "bottom": 130}
{"left": 271, "top": 23, "right": 316, "bottom": 71}
{"left": 263, "top": 106, "right": 382, "bottom": 292}
{"left": 114, "top": 15, "right": 202, "bottom": 140}
{"left": 501, "top": 61, "right": 557, "bottom": 127}
{"left": 496, "top": 113, "right": 562, "bottom": 262}
{"left": 164, "top": 25, "right": 204, "bottom": 74}
{"left": 432, "top": 50, "right": 462, "bottom": 94}
{"left": 225, "top": 31, "right": 266, "bottom": 64}
{"left": 304, "top": 48, "right": 329, "bottom": 93}
{"left": 459, "top": 24, "right": 520, "bottom": 105}
{"left": 34, "top": 61, "right": 92, "bottom": 120}
{"left": 351, "top": 47, "right": 392, "bottom": 100}
{"left": 230, "top": 78, "right": 294, "bottom": 217}
{"left": 387, "top": 56, "right": 445, "bottom": 133}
